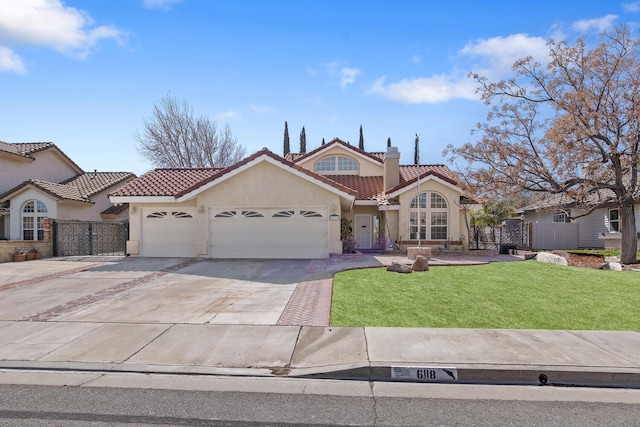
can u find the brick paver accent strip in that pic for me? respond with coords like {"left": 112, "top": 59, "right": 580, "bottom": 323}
{"left": 0, "top": 262, "right": 113, "bottom": 293}
{"left": 277, "top": 279, "right": 332, "bottom": 326}
{"left": 21, "top": 259, "right": 200, "bottom": 322}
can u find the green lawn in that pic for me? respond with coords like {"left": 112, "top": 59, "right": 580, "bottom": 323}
{"left": 330, "top": 261, "right": 640, "bottom": 330}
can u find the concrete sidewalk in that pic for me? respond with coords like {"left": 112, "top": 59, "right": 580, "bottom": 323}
{"left": 0, "top": 322, "right": 639, "bottom": 388}
{"left": 0, "top": 254, "right": 639, "bottom": 389}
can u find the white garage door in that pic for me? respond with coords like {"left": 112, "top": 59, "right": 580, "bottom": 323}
{"left": 141, "top": 209, "right": 196, "bottom": 257}
{"left": 209, "top": 208, "right": 328, "bottom": 259}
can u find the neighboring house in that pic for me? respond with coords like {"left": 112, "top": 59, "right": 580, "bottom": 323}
{"left": 109, "top": 139, "right": 477, "bottom": 259}
{"left": 0, "top": 141, "right": 135, "bottom": 241}
{"left": 518, "top": 194, "right": 640, "bottom": 250}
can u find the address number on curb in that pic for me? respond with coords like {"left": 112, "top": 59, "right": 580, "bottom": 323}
{"left": 391, "top": 366, "right": 459, "bottom": 382}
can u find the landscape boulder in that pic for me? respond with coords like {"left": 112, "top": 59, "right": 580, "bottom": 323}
{"left": 387, "top": 262, "right": 413, "bottom": 274}
{"left": 411, "top": 255, "right": 429, "bottom": 272}
{"left": 534, "top": 252, "right": 568, "bottom": 266}
{"left": 602, "top": 262, "right": 623, "bottom": 271}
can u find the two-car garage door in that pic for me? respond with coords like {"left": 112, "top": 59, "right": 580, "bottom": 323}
{"left": 209, "top": 208, "right": 328, "bottom": 259}
{"left": 139, "top": 207, "right": 329, "bottom": 258}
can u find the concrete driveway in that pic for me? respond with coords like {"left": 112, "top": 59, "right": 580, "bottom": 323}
{"left": 0, "top": 256, "right": 383, "bottom": 326}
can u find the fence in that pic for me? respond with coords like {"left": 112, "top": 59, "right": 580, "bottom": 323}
{"left": 471, "top": 219, "right": 529, "bottom": 253}
{"left": 530, "top": 223, "right": 579, "bottom": 250}
{"left": 53, "top": 220, "right": 128, "bottom": 256}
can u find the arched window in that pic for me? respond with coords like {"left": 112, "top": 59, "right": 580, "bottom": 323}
{"left": 314, "top": 156, "right": 359, "bottom": 173}
{"left": 409, "top": 192, "right": 448, "bottom": 240}
{"left": 22, "top": 200, "right": 47, "bottom": 241}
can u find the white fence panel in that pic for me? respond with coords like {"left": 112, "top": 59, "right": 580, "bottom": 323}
{"left": 531, "top": 223, "right": 579, "bottom": 250}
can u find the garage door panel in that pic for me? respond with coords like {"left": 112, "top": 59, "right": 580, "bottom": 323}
{"left": 209, "top": 208, "right": 328, "bottom": 259}
{"left": 141, "top": 209, "right": 196, "bottom": 257}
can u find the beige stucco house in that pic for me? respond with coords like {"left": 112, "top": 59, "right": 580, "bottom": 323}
{"left": 0, "top": 141, "right": 135, "bottom": 241}
{"left": 109, "top": 139, "right": 476, "bottom": 259}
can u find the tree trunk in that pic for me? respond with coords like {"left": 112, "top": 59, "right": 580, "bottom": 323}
{"left": 619, "top": 202, "right": 638, "bottom": 264}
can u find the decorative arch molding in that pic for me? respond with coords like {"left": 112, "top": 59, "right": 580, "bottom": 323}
{"left": 21, "top": 199, "right": 48, "bottom": 241}
{"left": 314, "top": 155, "right": 359, "bottom": 174}
{"left": 409, "top": 191, "right": 449, "bottom": 241}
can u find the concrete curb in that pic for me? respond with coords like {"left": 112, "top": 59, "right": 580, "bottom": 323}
{"left": 2, "top": 361, "right": 640, "bottom": 389}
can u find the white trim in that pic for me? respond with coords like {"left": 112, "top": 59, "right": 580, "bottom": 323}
{"left": 109, "top": 196, "right": 179, "bottom": 204}
{"left": 297, "top": 143, "right": 382, "bottom": 167}
{"left": 378, "top": 205, "right": 400, "bottom": 211}
{"left": 387, "top": 175, "right": 462, "bottom": 199}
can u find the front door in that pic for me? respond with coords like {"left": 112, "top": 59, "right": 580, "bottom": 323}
{"left": 354, "top": 214, "right": 372, "bottom": 249}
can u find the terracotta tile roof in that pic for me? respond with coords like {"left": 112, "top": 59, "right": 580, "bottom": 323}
{"left": 27, "top": 179, "right": 87, "bottom": 202}
{"left": 11, "top": 142, "right": 56, "bottom": 155}
{"left": 61, "top": 172, "right": 135, "bottom": 198}
{"left": 290, "top": 139, "right": 384, "bottom": 165}
{"left": 110, "top": 168, "right": 223, "bottom": 197}
{"left": 284, "top": 153, "right": 305, "bottom": 162}
{"left": 0, "top": 172, "right": 136, "bottom": 203}
{"left": 325, "top": 175, "right": 383, "bottom": 200}
{"left": 399, "top": 164, "right": 458, "bottom": 183}
{"left": 113, "top": 150, "right": 358, "bottom": 199}
{"left": 174, "top": 149, "right": 357, "bottom": 198}
{"left": 368, "top": 152, "right": 385, "bottom": 161}
{"left": 384, "top": 164, "right": 460, "bottom": 195}
{"left": 101, "top": 203, "right": 129, "bottom": 216}
{"left": 0, "top": 142, "right": 84, "bottom": 173}
{"left": 0, "top": 141, "right": 22, "bottom": 156}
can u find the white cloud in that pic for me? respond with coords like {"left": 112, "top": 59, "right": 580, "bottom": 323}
{"left": 370, "top": 33, "right": 548, "bottom": 104}
{"left": 339, "top": 67, "right": 361, "bottom": 89}
{"left": 323, "top": 62, "right": 361, "bottom": 89}
{"left": 623, "top": 2, "right": 640, "bottom": 13}
{"left": 571, "top": 14, "right": 618, "bottom": 33}
{"left": 0, "top": 0, "right": 124, "bottom": 72}
{"left": 0, "top": 47, "right": 25, "bottom": 73}
{"left": 460, "top": 33, "right": 549, "bottom": 73}
{"left": 216, "top": 110, "right": 240, "bottom": 122}
{"left": 368, "top": 75, "right": 479, "bottom": 104}
{"left": 249, "top": 104, "right": 273, "bottom": 114}
{"left": 143, "top": 0, "right": 184, "bottom": 10}
{"left": 411, "top": 55, "right": 422, "bottom": 64}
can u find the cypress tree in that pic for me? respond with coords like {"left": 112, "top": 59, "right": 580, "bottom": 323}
{"left": 359, "top": 125, "right": 364, "bottom": 150}
{"left": 322, "top": 138, "right": 325, "bottom": 145}
{"left": 387, "top": 137, "right": 391, "bottom": 148}
{"left": 283, "top": 121, "right": 290, "bottom": 155}
{"left": 414, "top": 134, "right": 420, "bottom": 165}
{"left": 300, "top": 126, "right": 307, "bottom": 153}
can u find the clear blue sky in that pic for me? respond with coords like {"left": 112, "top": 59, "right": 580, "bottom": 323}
{"left": 1, "top": 0, "right": 637, "bottom": 175}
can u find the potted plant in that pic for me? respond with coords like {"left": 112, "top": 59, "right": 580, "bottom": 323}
{"left": 30, "top": 247, "right": 42, "bottom": 260}
{"left": 13, "top": 250, "right": 27, "bottom": 262}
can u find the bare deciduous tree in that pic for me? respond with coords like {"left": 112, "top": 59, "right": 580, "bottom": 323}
{"left": 135, "top": 95, "right": 246, "bottom": 168}
{"left": 446, "top": 25, "right": 640, "bottom": 264}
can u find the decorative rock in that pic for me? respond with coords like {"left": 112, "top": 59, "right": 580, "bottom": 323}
{"left": 534, "top": 252, "right": 568, "bottom": 266}
{"left": 387, "top": 262, "right": 413, "bottom": 274}
{"left": 411, "top": 255, "right": 429, "bottom": 272}
{"left": 602, "top": 262, "right": 623, "bottom": 271}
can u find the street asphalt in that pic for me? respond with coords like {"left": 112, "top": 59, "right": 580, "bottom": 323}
{"left": 0, "top": 253, "right": 639, "bottom": 390}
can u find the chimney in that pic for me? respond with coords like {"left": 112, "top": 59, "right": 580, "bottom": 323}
{"left": 384, "top": 146, "right": 400, "bottom": 190}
